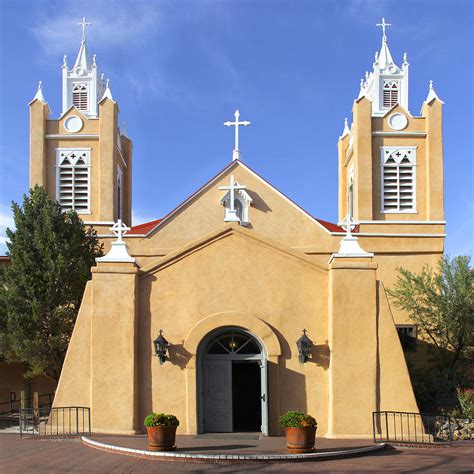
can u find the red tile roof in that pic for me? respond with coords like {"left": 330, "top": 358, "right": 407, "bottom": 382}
{"left": 128, "top": 219, "right": 162, "bottom": 235}
{"left": 0, "top": 256, "right": 11, "bottom": 263}
{"left": 316, "top": 219, "right": 359, "bottom": 233}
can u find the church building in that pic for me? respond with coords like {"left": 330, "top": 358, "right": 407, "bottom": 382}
{"left": 29, "top": 18, "right": 445, "bottom": 438}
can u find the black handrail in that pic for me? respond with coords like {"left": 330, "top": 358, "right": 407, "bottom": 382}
{"left": 19, "top": 406, "right": 91, "bottom": 437}
{"left": 0, "top": 393, "right": 55, "bottom": 415}
{"left": 373, "top": 410, "right": 452, "bottom": 445}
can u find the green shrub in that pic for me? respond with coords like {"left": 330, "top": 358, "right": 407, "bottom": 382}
{"left": 144, "top": 413, "right": 180, "bottom": 427}
{"left": 456, "top": 388, "right": 474, "bottom": 419}
{"left": 279, "top": 411, "right": 317, "bottom": 428}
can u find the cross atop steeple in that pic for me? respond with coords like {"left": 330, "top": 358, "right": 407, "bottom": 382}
{"left": 376, "top": 17, "right": 391, "bottom": 42}
{"left": 224, "top": 110, "right": 251, "bottom": 161}
{"left": 77, "top": 17, "right": 92, "bottom": 43}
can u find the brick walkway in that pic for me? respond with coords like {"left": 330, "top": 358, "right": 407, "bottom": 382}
{"left": 1, "top": 433, "right": 473, "bottom": 472}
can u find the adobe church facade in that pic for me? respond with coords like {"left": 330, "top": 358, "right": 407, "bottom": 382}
{"left": 30, "top": 19, "right": 445, "bottom": 437}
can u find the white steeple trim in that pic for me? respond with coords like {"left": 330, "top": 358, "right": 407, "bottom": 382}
{"left": 31, "top": 81, "right": 46, "bottom": 104}
{"left": 219, "top": 174, "right": 252, "bottom": 225}
{"left": 100, "top": 79, "right": 115, "bottom": 102}
{"left": 360, "top": 18, "right": 409, "bottom": 117}
{"left": 96, "top": 219, "right": 136, "bottom": 263}
{"left": 341, "top": 118, "right": 350, "bottom": 138}
{"left": 62, "top": 17, "right": 102, "bottom": 118}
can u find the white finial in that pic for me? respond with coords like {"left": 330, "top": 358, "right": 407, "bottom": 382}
{"left": 376, "top": 17, "right": 391, "bottom": 42}
{"left": 219, "top": 174, "right": 247, "bottom": 222}
{"left": 422, "top": 80, "right": 444, "bottom": 111}
{"left": 374, "top": 51, "right": 379, "bottom": 64}
{"left": 341, "top": 117, "right": 350, "bottom": 138}
{"left": 403, "top": 52, "right": 408, "bottom": 65}
{"left": 223, "top": 109, "right": 251, "bottom": 161}
{"left": 360, "top": 78, "right": 364, "bottom": 90}
{"left": 38, "top": 80, "right": 42, "bottom": 91}
{"left": 63, "top": 54, "right": 67, "bottom": 67}
{"left": 100, "top": 72, "right": 105, "bottom": 81}
{"left": 32, "top": 80, "right": 46, "bottom": 103}
{"left": 92, "top": 54, "right": 97, "bottom": 66}
{"left": 100, "top": 79, "right": 114, "bottom": 102}
{"left": 96, "top": 219, "right": 135, "bottom": 263}
{"left": 77, "top": 17, "right": 92, "bottom": 43}
{"left": 429, "top": 80, "right": 433, "bottom": 90}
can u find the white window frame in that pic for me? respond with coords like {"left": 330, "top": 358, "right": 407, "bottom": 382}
{"left": 117, "top": 165, "right": 123, "bottom": 220}
{"left": 380, "top": 146, "right": 417, "bottom": 214}
{"left": 382, "top": 80, "right": 400, "bottom": 109}
{"left": 72, "top": 82, "right": 89, "bottom": 111}
{"left": 56, "top": 148, "right": 91, "bottom": 214}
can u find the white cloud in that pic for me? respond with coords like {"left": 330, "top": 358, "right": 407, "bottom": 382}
{"left": 132, "top": 209, "right": 158, "bottom": 226}
{"left": 0, "top": 204, "right": 14, "bottom": 255}
{"left": 31, "top": 0, "right": 160, "bottom": 56}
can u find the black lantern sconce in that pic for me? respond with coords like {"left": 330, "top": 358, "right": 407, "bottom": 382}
{"left": 153, "top": 329, "right": 169, "bottom": 365}
{"left": 296, "top": 329, "right": 313, "bottom": 363}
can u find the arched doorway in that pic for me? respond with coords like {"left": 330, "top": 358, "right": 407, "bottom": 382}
{"left": 198, "top": 328, "right": 268, "bottom": 434}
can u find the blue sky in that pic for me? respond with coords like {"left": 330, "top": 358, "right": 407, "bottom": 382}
{"left": 0, "top": 0, "right": 472, "bottom": 257}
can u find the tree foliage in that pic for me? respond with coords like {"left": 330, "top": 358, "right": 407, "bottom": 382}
{"left": 388, "top": 255, "right": 473, "bottom": 379}
{"left": 0, "top": 186, "right": 102, "bottom": 380}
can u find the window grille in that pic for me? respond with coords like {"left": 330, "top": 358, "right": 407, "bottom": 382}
{"left": 72, "top": 83, "right": 88, "bottom": 111}
{"left": 381, "top": 147, "right": 416, "bottom": 212}
{"left": 396, "top": 325, "right": 417, "bottom": 352}
{"left": 383, "top": 81, "right": 399, "bottom": 108}
{"left": 57, "top": 150, "right": 90, "bottom": 213}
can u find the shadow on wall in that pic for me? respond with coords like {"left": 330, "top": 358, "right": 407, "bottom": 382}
{"left": 168, "top": 344, "right": 192, "bottom": 370}
{"left": 137, "top": 273, "right": 155, "bottom": 433}
{"left": 247, "top": 190, "right": 272, "bottom": 214}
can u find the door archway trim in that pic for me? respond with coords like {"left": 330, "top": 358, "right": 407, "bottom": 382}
{"left": 184, "top": 312, "right": 281, "bottom": 357}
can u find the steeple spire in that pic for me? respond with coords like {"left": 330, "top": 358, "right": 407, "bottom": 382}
{"left": 32, "top": 80, "right": 46, "bottom": 103}
{"left": 73, "top": 17, "right": 92, "bottom": 72}
{"left": 376, "top": 17, "right": 394, "bottom": 68}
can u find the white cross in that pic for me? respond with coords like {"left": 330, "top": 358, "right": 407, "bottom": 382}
{"left": 110, "top": 219, "right": 130, "bottom": 243}
{"left": 219, "top": 174, "right": 246, "bottom": 213}
{"left": 77, "top": 17, "right": 92, "bottom": 43}
{"left": 376, "top": 17, "right": 391, "bottom": 41}
{"left": 223, "top": 110, "right": 251, "bottom": 161}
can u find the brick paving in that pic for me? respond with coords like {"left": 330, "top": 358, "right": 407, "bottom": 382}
{"left": 0, "top": 433, "right": 473, "bottom": 472}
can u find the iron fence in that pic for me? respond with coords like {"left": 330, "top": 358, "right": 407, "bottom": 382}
{"left": 0, "top": 392, "right": 54, "bottom": 415}
{"left": 373, "top": 411, "right": 452, "bottom": 445}
{"left": 19, "top": 406, "right": 91, "bottom": 437}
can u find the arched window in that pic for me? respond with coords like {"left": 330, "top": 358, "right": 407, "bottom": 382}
{"left": 72, "top": 83, "right": 88, "bottom": 111}
{"left": 383, "top": 81, "right": 399, "bottom": 108}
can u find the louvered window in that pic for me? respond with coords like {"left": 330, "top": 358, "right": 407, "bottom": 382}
{"left": 381, "top": 147, "right": 416, "bottom": 213}
{"left": 383, "top": 81, "right": 399, "bottom": 108}
{"left": 72, "top": 83, "right": 88, "bottom": 111}
{"left": 57, "top": 149, "right": 90, "bottom": 213}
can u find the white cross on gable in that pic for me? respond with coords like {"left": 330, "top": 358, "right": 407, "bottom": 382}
{"left": 110, "top": 219, "right": 130, "bottom": 243}
{"left": 224, "top": 110, "right": 251, "bottom": 161}
{"left": 77, "top": 17, "right": 92, "bottom": 42}
{"left": 219, "top": 174, "right": 246, "bottom": 213}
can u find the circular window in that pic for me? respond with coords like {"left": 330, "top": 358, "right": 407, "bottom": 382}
{"left": 388, "top": 113, "right": 408, "bottom": 131}
{"left": 64, "top": 115, "right": 83, "bottom": 133}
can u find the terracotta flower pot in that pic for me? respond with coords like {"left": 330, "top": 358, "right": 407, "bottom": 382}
{"left": 146, "top": 425, "right": 178, "bottom": 451}
{"left": 284, "top": 426, "right": 316, "bottom": 453}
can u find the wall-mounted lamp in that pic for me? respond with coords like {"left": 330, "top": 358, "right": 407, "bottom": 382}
{"left": 296, "top": 329, "right": 313, "bottom": 363}
{"left": 153, "top": 329, "right": 169, "bottom": 365}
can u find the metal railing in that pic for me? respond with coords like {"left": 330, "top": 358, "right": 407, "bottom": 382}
{"left": 373, "top": 411, "right": 453, "bottom": 445}
{"left": 0, "top": 392, "right": 54, "bottom": 415}
{"left": 19, "top": 406, "right": 91, "bottom": 438}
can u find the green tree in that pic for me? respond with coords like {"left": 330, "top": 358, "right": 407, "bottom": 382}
{"left": 388, "top": 256, "right": 473, "bottom": 376}
{"left": 0, "top": 186, "right": 102, "bottom": 381}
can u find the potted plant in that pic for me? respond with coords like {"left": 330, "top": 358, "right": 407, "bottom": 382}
{"left": 279, "top": 411, "right": 317, "bottom": 453}
{"left": 144, "top": 413, "right": 180, "bottom": 451}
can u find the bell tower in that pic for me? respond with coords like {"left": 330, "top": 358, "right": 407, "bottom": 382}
{"left": 29, "top": 17, "right": 133, "bottom": 230}
{"left": 337, "top": 18, "right": 444, "bottom": 225}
